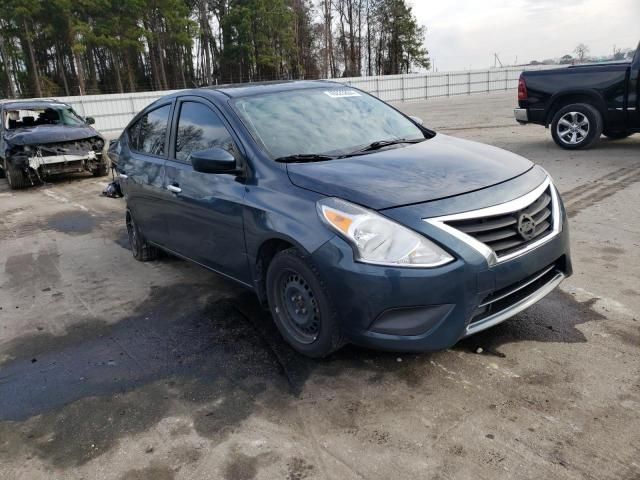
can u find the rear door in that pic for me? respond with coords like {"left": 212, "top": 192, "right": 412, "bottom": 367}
{"left": 119, "top": 101, "right": 173, "bottom": 246}
{"left": 162, "top": 96, "right": 250, "bottom": 283}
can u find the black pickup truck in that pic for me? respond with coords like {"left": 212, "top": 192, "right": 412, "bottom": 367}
{"left": 515, "top": 42, "right": 639, "bottom": 149}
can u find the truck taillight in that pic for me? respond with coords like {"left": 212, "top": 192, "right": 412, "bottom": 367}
{"left": 518, "top": 76, "right": 528, "bottom": 101}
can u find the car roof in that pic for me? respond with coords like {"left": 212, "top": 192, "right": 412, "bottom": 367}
{"left": 172, "top": 80, "right": 349, "bottom": 100}
{"left": 212, "top": 80, "right": 346, "bottom": 97}
{"left": 1, "top": 100, "right": 70, "bottom": 111}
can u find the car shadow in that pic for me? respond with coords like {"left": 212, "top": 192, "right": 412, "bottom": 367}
{"left": 0, "top": 283, "right": 603, "bottom": 467}
{"left": 455, "top": 289, "right": 604, "bottom": 357}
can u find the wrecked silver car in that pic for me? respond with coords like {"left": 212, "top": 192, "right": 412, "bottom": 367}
{"left": 0, "top": 100, "right": 109, "bottom": 189}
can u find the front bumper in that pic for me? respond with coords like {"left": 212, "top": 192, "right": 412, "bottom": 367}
{"left": 514, "top": 108, "right": 529, "bottom": 123}
{"left": 24, "top": 151, "right": 103, "bottom": 176}
{"left": 310, "top": 197, "right": 571, "bottom": 352}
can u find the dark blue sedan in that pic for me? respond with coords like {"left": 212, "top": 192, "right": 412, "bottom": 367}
{"left": 109, "top": 81, "right": 572, "bottom": 357}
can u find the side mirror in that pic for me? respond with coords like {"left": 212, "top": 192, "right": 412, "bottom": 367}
{"left": 85, "top": 116, "right": 95, "bottom": 125}
{"left": 190, "top": 147, "right": 237, "bottom": 174}
{"left": 408, "top": 115, "right": 424, "bottom": 126}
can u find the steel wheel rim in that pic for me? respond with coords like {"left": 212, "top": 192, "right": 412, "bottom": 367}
{"left": 557, "top": 111, "right": 590, "bottom": 145}
{"left": 277, "top": 269, "right": 320, "bottom": 344}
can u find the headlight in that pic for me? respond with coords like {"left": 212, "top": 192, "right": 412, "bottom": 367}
{"left": 317, "top": 198, "right": 454, "bottom": 268}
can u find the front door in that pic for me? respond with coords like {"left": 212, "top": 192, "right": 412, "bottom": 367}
{"left": 163, "top": 98, "right": 250, "bottom": 283}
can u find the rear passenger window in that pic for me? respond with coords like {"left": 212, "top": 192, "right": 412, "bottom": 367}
{"left": 175, "top": 101, "right": 235, "bottom": 162}
{"left": 128, "top": 104, "right": 170, "bottom": 156}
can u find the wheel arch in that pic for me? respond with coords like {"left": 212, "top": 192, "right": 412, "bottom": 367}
{"left": 545, "top": 90, "right": 607, "bottom": 126}
{"left": 253, "top": 236, "right": 301, "bottom": 305}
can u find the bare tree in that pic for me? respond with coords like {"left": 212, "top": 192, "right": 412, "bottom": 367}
{"left": 321, "top": 0, "right": 336, "bottom": 78}
{"left": 0, "top": 28, "right": 16, "bottom": 98}
{"left": 574, "top": 43, "right": 589, "bottom": 63}
{"left": 612, "top": 46, "right": 625, "bottom": 61}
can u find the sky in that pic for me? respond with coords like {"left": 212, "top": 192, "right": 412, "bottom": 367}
{"left": 409, "top": 0, "right": 640, "bottom": 71}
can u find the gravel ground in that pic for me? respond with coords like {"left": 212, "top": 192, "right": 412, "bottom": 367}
{"left": 0, "top": 91, "right": 638, "bottom": 480}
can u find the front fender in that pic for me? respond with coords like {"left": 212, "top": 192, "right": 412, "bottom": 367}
{"left": 243, "top": 182, "right": 334, "bottom": 291}
{"left": 243, "top": 184, "right": 332, "bottom": 259}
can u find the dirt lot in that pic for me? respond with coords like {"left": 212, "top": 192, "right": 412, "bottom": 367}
{"left": 1, "top": 91, "right": 639, "bottom": 480}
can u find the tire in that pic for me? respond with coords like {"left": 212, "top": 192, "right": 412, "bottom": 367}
{"left": 266, "top": 248, "right": 345, "bottom": 358}
{"left": 92, "top": 161, "right": 109, "bottom": 177}
{"left": 92, "top": 148, "right": 110, "bottom": 177}
{"left": 4, "top": 159, "right": 29, "bottom": 189}
{"left": 551, "top": 103, "right": 603, "bottom": 150}
{"left": 603, "top": 131, "right": 632, "bottom": 140}
{"left": 126, "top": 209, "right": 159, "bottom": 262}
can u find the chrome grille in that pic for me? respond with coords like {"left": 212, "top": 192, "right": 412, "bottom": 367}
{"left": 445, "top": 187, "right": 554, "bottom": 258}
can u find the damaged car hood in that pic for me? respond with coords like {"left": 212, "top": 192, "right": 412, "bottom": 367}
{"left": 3, "top": 125, "right": 101, "bottom": 146}
{"left": 286, "top": 134, "right": 533, "bottom": 210}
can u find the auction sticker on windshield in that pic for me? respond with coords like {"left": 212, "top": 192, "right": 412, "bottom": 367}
{"left": 324, "top": 89, "right": 361, "bottom": 98}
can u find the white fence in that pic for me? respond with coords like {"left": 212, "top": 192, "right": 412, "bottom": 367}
{"left": 19, "top": 66, "right": 556, "bottom": 135}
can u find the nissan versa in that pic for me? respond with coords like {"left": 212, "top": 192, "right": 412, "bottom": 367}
{"left": 110, "top": 81, "right": 572, "bottom": 358}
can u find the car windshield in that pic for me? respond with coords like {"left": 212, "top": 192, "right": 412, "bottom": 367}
{"left": 4, "top": 105, "right": 86, "bottom": 130}
{"left": 232, "top": 87, "right": 426, "bottom": 159}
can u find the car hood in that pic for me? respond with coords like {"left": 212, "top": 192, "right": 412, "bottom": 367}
{"left": 286, "top": 133, "right": 533, "bottom": 210}
{"left": 3, "top": 125, "right": 101, "bottom": 146}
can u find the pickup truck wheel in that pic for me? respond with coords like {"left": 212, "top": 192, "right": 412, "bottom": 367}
{"left": 551, "top": 103, "right": 603, "bottom": 150}
{"left": 4, "top": 159, "right": 29, "bottom": 189}
{"left": 266, "top": 248, "right": 345, "bottom": 358}
{"left": 603, "top": 131, "right": 632, "bottom": 140}
{"left": 126, "top": 209, "right": 159, "bottom": 262}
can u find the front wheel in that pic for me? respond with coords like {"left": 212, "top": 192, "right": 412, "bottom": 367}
{"left": 550, "top": 103, "right": 603, "bottom": 150}
{"left": 92, "top": 161, "right": 109, "bottom": 177}
{"left": 266, "top": 248, "right": 345, "bottom": 358}
{"left": 4, "top": 159, "right": 29, "bottom": 189}
{"left": 92, "top": 149, "right": 110, "bottom": 177}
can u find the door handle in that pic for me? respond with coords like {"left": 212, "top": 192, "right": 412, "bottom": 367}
{"left": 167, "top": 184, "right": 182, "bottom": 194}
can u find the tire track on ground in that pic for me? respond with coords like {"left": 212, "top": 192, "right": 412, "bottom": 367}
{"left": 562, "top": 165, "right": 640, "bottom": 218}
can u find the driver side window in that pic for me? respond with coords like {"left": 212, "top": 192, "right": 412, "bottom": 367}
{"left": 174, "top": 101, "right": 236, "bottom": 163}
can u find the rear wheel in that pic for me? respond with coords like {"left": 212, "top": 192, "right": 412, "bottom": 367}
{"left": 4, "top": 159, "right": 29, "bottom": 189}
{"left": 126, "top": 209, "right": 159, "bottom": 261}
{"left": 551, "top": 103, "right": 603, "bottom": 150}
{"left": 603, "top": 131, "right": 632, "bottom": 140}
{"left": 266, "top": 248, "right": 345, "bottom": 358}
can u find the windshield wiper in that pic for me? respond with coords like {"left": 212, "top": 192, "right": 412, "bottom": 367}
{"left": 341, "top": 138, "right": 425, "bottom": 157}
{"left": 275, "top": 153, "right": 337, "bottom": 163}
